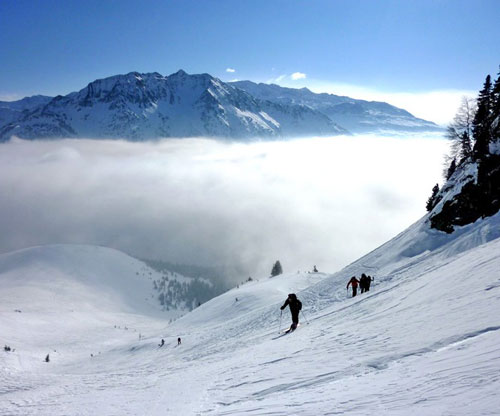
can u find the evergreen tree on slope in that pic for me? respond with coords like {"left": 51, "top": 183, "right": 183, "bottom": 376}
{"left": 271, "top": 260, "right": 283, "bottom": 277}
{"left": 472, "top": 75, "right": 493, "bottom": 159}
{"left": 491, "top": 68, "right": 500, "bottom": 141}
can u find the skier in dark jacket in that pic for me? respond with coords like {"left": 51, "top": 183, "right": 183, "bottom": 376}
{"left": 280, "top": 293, "right": 302, "bottom": 332}
{"left": 347, "top": 276, "right": 360, "bottom": 297}
{"left": 360, "top": 273, "right": 368, "bottom": 293}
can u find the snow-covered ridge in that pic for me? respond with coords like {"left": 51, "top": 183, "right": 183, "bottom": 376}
{"left": 231, "top": 80, "right": 443, "bottom": 134}
{"left": 0, "top": 95, "right": 52, "bottom": 132}
{"left": 0, "top": 70, "right": 441, "bottom": 142}
{"left": 0, "top": 71, "right": 346, "bottom": 141}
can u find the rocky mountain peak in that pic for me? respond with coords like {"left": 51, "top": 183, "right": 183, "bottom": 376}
{"left": 0, "top": 70, "right": 442, "bottom": 141}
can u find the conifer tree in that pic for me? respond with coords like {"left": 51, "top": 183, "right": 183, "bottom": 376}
{"left": 472, "top": 75, "right": 493, "bottom": 159}
{"left": 271, "top": 260, "right": 283, "bottom": 277}
{"left": 426, "top": 183, "right": 440, "bottom": 212}
{"left": 446, "top": 159, "right": 457, "bottom": 180}
{"left": 491, "top": 68, "right": 500, "bottom": 140}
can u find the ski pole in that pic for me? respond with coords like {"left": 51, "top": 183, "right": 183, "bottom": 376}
{"left": 278, "top": 310, "right": 283, "bottom": 333}
{"left": 301, "top": 310, "right": 310, "bottom": 325}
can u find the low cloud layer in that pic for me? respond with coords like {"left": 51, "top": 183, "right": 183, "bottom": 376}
{"left": 0, "top": 135, "right": 448, "bottom": 282}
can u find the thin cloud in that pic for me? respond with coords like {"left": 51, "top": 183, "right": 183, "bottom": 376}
{"left": 291, "top": 72, "right": 307, "bottom": 80}
{"left": 267, "top": 72, "right": 307, "bottom": 85}
{"left": 267, "top": 74, "right": 287, "bottom": 84}
{"left": 226, "top": 68, "right": 236, "bottom": 73}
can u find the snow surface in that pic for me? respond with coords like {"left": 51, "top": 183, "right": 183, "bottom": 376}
{"left": 2, "top": 212, "right": 500, "bottom": 415}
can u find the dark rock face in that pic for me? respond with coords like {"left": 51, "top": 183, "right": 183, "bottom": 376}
{"left": 430, "top": 154, "right": 500, "bottom": 233}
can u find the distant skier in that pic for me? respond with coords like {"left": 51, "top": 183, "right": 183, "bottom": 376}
{"left": 177, "top": 337, "right": 181, "bottom": 345}
{"left": 280, "top": 293, "right": 302, "bottom": 332}
{"left": 45, "top": 354, "right": 50, "bottom": 362}
{"left": 313, "top": 265, "right": 318, "bottom": 273}
{"left": 347, "top": 276, "right": 360, "bottom": 297}
{"left": 159, "top": 339, "right": 165, "bottom": 347}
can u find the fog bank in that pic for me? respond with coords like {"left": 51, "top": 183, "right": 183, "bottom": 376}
{"left": 0, "top": 135, "right": 448, "bottom": 282}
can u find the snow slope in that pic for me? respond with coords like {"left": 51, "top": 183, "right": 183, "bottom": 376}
{"left": 2, "top": 212, "right": 500, "bottom": 415}
{"left": 0, "top": 245, "right": 207, "bottom": 363}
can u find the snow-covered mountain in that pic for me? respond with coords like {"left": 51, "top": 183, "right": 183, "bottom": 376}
{"left": 232, "top": 80, "right": 442, "bottom": 134}
{"left": 0, "top": 71, "right": 346, "bottom": 141}
{"left": 0, "top": 70, "right": 443, "bottom": 142}
{"left": 0, "top": 95, "right": 52, "bottom": 132}
{"left": 2, "top": 210, "right": 500, "bottom": 413}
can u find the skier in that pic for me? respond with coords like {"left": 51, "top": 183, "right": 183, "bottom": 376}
{"left": 177, "top": 337, "right": 181, "bottom": 345}
{"left": 360, "top": 273, "right": 368, "bottom": 293}
{"left": 366, "top": 275, "right": 374, "bottom": 291}
{"left": 313, "top": 265, "right": 318, "bottom": 273}
{"left": 45, "top": 354, "right": 50, "bottom": 362}
{"left": 280, "top": 293, "right": 302, "bottom": 332}
{"left": 347, "top": 276, "right": 360, "bottom": 297}
{"left": 159, "top": 339, "right": 165, "bottom": 347}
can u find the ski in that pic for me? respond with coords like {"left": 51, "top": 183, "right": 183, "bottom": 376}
{"left": 273, "top": 324, "right": 300, "bottom": 339}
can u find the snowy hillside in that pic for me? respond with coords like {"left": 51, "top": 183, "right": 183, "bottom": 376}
{"left": 0, "top": 245, "right": 214, "bottom": 350}
{"left": 232, "top": 80, "right": 442, "bottom": 134}
{"left": 0, "top": 71, "right": 346, "bottom": 141}
{"left": 2, "top": 209, "right": 500, "bottom": 414}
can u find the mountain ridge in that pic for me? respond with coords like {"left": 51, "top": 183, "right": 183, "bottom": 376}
{"left": 0, "top": 71, "right": 346, "bottom": 141}
{"left": 0, "top": 70, "right": 441, "bottom": 141}
{"left": 231, "top": 80, "right": 441, "bottom": 134}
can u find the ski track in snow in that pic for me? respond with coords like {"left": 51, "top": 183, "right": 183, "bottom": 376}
{"left": 1, "top": 214, "right": 500, "bottom": 415}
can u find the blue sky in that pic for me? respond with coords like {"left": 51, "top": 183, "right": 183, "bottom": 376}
{"left": 1, "top": 0, "right": 499, "bottom": 123}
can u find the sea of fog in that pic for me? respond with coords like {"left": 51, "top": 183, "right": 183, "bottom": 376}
{"left": 0, "top": 134, "right": 449, "bottom": 283}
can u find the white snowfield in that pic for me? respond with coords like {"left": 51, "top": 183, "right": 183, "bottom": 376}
{"left": 1, "top": 212, "right": 500, "bottom": 415}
